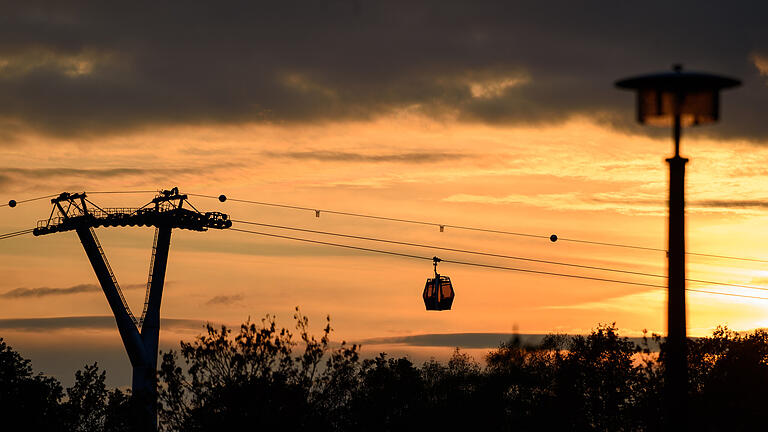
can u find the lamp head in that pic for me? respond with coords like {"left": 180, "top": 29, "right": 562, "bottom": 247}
{"left": 615, "top": 65, "right": 740, "bottom": 127}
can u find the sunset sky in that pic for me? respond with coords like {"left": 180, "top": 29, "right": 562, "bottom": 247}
{"left": 3, "top": 1, "right": 768, "bottom": 386}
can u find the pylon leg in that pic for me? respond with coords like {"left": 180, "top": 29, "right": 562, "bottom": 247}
{"left": 75, "top": 227, "right": 144, "bottom": 365}
{"left": 138, "top": 226, "right": 172, "bottom": 429}
{"left": 77, "top": 226, "right": 168, "bottom": 431}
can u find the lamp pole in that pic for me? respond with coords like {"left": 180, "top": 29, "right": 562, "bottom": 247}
{"left": 615, "top": 65, "right": 740, "bottom": 430}
{"left": 666, "top": 111, "right": 688, "bottom": 430}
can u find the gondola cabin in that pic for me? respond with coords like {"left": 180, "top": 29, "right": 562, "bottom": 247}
{"left": 423, "top": 257, "right": 454, "bottom": 311}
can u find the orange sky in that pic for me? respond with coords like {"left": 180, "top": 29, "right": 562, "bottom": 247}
{"left": 4, "top": 112, "right": 768, "bottom": 385}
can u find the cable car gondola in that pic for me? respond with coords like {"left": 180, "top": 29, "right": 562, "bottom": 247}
{"left": 423, "top": 256, "right": 454, "bottom": 311}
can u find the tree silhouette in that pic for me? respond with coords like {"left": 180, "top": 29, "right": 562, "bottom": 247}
{"left": 61, "top": 362, "right": 142, "bottom": 432}
{"left": 0, "top": 338, "right": 64, "bottom": 431}
{"left": 9, "top": 315, "right": 768, "bottom": 431}
{"left": 687, "top": 327, "right": 768, "bottom": 431}
{"left": 347, "top": 353, "right": 428, "bottom": 430}
{"left": 157, "top": 308, "right": 359, "bottom": 431}
{"left": 550, "top": 323, "right": 654, "bottom": 431}
{"left": 63, "top": 362, "right": 108, "bottom": 431}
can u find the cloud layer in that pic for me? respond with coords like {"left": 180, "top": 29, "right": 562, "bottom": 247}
{"left": 0, "top": 316, "right": 205, "bottom": 331}
{"left": 0, "top": 164, "right": 240, "bottom": 192}
{"left": 1, "top": 283, "right": 146, "bottom": 299}
{"left": 361, "top": 332, "right": 660, "bottom": 350}
{"left": 2, "top": 1, "right": 767, "bottom": 140}
{"left": 263, "top": 151, "right": 471, "bottom": 164}
{"left": 205, "top": 294, "right": 244, "bottom": 306}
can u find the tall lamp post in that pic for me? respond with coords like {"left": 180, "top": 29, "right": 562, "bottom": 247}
{"left": 615, "top": 65, "right": 740, "bottom": 429}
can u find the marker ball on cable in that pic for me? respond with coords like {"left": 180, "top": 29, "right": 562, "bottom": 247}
{"left": 8, "top": 200, "right": 16, "bottom": 208}
{"left": 550, "top": 234, "right": 558, "bottom": 242}
{"left": 218, "top": 195, "right": 227, "bottom": 202}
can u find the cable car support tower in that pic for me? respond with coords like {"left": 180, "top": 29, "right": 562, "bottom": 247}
{"left": 33, "top": 188, "right": 231, "bottom": 430}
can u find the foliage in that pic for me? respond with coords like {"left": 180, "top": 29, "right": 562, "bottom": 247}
{"left": 7, "top": 317, "right": 768, "bottom": 431}
{"left": 0, "top": 337, "right": 64, "bottom": 431}
{"left": 687, "top": 327, "right": 768, "bottom": 431}
{"left": 157, "top": 307, "right": 358, "bottom": 431}
{"left": 156, "top": 318, "right": 664, "bottom": 431}
{"left": 60, "top": 362, "right": 144, "bottom": 432}
{"left": 63, "top": 362, "right": 108, "bottom": 431}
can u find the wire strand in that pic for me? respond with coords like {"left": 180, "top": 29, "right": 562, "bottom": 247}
{"left": 0, "top": 194, "right": 59, "bottom": 208}
{"left": 195, "top": 193, "right": 656, "bottom": 246}
{"left": 194, "top": 193, "right": 768, "bottom": 263}
{"left": 231, "top": 219, "right": 663, "bottom": 278}
{"left": 685, "top": 251, "right": 768, "bottom": 263}
{"left": 9, "top": 190, "right": 768, "bottom": 264}
{"left": 5, "top": 214, "right": 766, "bottom": 295}
{"left": 2, "top": 222, "right": 767, "bottom": 300}
{"left": 685, "top": 288, "right": 768, "bottom": 301}
{"left": 227, "top": 227, "right": 664, "bottom": 287}
{"left": 0, "top": 229, "right": 34, "bottom": 240}
{"left": 230, "top": 220, "right": 768, "bottom": 294}
{"left": 88, "top": 190, "right": 157, "bottom": 195}
{"left": 2, "top": 191, "right": 156, "bottom": 208}
{"left": 227, "top": 227, "right": 768, "bottom": 303}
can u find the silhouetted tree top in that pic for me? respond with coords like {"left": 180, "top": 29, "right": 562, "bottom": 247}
{"left": 158, "top": 307, "right": 359, "bottom": 431}
{"left": 0, "top": 338, "right": 63, "bottom": 430}
{"left": 6, "top": 316, "right": 768, "bottom": 431}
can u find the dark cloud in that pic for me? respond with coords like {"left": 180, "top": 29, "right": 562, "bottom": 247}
{"left": 263, "top": 150, "right": 471, "bottom": 163}
{"left": 0, "top": 164, "right": 240, "bottom": 192}
{"left": 692, "top": 199, "right": 768, "bottom": 209}
{"left": 590, "top": 197, "right": 664, "bottom": 206}
{"left": 0, "top": 166, "right": 234, "bottom": 180}
{"left": 362, "top": 333, "right": 547, "bottom": 349}
{"left": 0, "top": 167, "right": 155, "bottom": 180}
{"left": 205, "top": 294, "right": 244, "bottom": 306}
{"left": 361, "top": 332, "right": 660, "bottom": 350}
{"left": 1, "top": 283, "right": 145, "bottom": 298}
{"left": 1, "top": 1, "right": 767, "bottom": 140}
{"left": 0, "top": 167, "right": 151, "bottom": 192}
{"left": 1, "top": 283, "right": 99, "bottom": 298}
{"left": 590, "top": 197, "right": 768, "bottom": 211}
{"left": 0, "top": 316, "right": 206, "bottom": 331}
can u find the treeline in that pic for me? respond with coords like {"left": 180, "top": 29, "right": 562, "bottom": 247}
{"left": 3, "top": 310, "right": 768, "bottom": 431}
